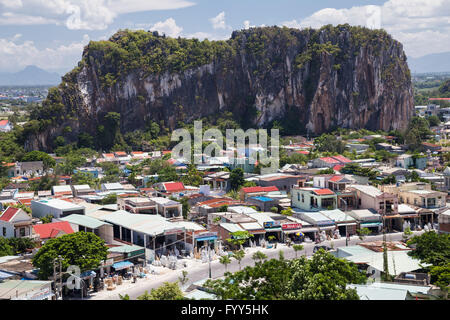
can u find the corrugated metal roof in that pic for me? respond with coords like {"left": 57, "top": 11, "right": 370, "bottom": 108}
{"left": 219, "top": 223, "right": 244, "bottom": 233}
{"left": 240, "top": 222, "right": 264, "bottom": 230}
{"left": 60, "top": 214, "right": 111, "bottom": 229}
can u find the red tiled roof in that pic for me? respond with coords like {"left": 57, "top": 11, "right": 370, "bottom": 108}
{"left": 295, "top": 150, "right": 310, "bottom": 155}
{"left": 197, "top": 198, "right": 232, "bottom": 206}
{"left": 114, "top": 151, "right": 127, "bottom": 156}
{"left": 3, "top": 162, "right": 15, "bottom": 167}
{"left": 33, "top": 221, "right": 74, "bottom": 240}
{"left": 313, "top": 189, "right": 335, "bottom": 196}
{"left": 329, "top": 175, "right": 344, "bottom": 182}
{"left": 0, "top": 120, "right": 9, "bottom": 126}
{"left": 131, "top": 151, "right": 143, "bottom": 155}
{"left": 162, "top": 150, "right": 171, "bottom": 155}
{"left": 422, "top": 142, "right": 440, "bottom": 148}
{"left": 103, "top": 153, "right": 114, "bottom": 158}
{"left": 18, "top": 198, "right": 32, "bottom": 206}
{"left": 167, "top": 158, "right": 177, "bottom": 165}
{"left": 333, "top": 165, "right": 344, "bottom": 172}
{"left": 241, "top": 186, "right": 279, "bottom": 193}
{"left": 319, "top": 157, "right": 340, "bottom": 164}
{"left": 331, "top": 155, "right": 352, "bottom": 163}
{"left": 0, "top": 207, "right": 19, "bottom": 222}
{"left": 163, "top": 182, "right": 185, "bottom": 192}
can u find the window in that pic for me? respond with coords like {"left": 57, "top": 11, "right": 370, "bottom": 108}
{"left": 2, "top": 227, "right": 6, "bottom": 237}
{"left": 20, "top": 228, "right": 25, "bottom": 237}
{"left": 301, "top": 194, "right": 305, "bottom": 203}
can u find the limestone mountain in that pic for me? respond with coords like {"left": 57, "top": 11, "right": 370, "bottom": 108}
{"left": 23, "top": 24, "right": 414, "bottom": 151}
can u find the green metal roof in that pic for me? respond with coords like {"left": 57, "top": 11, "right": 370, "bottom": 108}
{"left": 60, "top": 214, "right": 111, "bottom": 229}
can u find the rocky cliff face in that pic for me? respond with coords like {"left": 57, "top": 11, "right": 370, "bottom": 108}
{"left": 25, "top": 25, "right": 414, "bottom": 151}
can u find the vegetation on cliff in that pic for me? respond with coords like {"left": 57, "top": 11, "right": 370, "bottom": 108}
{"left": 24, "top": 24, "right": 412, "bottom": 152}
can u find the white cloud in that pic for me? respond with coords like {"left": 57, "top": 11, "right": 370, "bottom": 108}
{"left": 0, "top": 34, "right": 90, "bottom": 73}
{"left": 0, "top": 12, "right": 59, "bottom": 25}
{"left": 209, "top": 11, "right": 227, "bottom": 30}
{"left": 0, "top": 0, "right": 196, "bottom": 30}
{"left": 0, "top": 0, "right": 22, "bottom": 9}
{"left": 283, "top": 0, "right": 450, "bottom": 58}
{"left": 150, "top": 18, "right": 183, "bottom": 38}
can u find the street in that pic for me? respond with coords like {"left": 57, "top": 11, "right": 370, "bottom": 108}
{"left": 89, "top": 230, "right": 423, "bottom": 300}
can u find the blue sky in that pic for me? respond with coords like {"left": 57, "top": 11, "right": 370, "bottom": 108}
{"left": 0, "top": 0, "right": 448, "bottom": 74}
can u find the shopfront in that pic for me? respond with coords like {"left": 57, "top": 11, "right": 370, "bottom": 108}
{"left": 317, "top": 219, "right": 336, "bottom": 239}
{"left": 299, "top": 226, "right": 319, "bottom": 242}
{"left": 194, "top": 232, "right": 218, "bottom": 251}
{"left": 238, "top": 222, "right": 265, "bottom": 245}
{"left": 263, "top": 221, "right": 282, "bottom": 242}
{"left": 281, "top": 222, "right": 303, "bottom": 243}
{"left": 359, "top": 221, "right": 383, "bottom": 234}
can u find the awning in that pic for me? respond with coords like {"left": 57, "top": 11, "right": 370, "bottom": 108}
{"left": 249, "top": 230, "right": 266, "bottom": 235}
{"left": 300, "top": 227, "right": 318, "bottom": 233}
{"left": 265, "top": 227, "right": 282, "bottom": 232}
{"left": 80, "top": 270, "right": 96, "bottom": 278}
{"left": 195, "top": 236, "right": 217, "bottom": 242}
{"left": 337, "top": 223, "right": 357, "bottom": 227}
{"left": 112, "top": 261, "right": 134, "bottom": 270}
{"left": 360, "top": 222, "right": 382, "bottom": 228}
{"left": 319, "top": 226, "right": 336, "bottom": 231}
{"left": 399, "top": 215, "right": 419, "bottom": 219}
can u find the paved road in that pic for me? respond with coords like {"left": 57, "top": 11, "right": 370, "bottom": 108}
{"left": 91, "top": 231, "right": 423, "bottom": 300}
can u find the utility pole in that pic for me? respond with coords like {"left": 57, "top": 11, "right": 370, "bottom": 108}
{"left": 53, "top": 256, "right": 62, "bottom": 300}
{"left": 340, "top": 198, "right": 349, "bottom": 246}
{"left": 207, "top": 241, "right": 212, "bottom": 279}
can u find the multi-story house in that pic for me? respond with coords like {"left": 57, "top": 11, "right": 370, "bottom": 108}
{"left": 291, "top": 187, "right": 337, "bottom": 212}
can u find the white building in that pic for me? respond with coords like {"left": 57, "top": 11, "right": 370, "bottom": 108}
{"left": 31, "top": 199, "right": 85, "bottom": 219}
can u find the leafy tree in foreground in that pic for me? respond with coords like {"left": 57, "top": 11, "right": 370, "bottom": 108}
{"left": 429, "top": 264, "right": 450, "bottom": 299}
{"left": 205, "top": 250, "right": 366, "bottom": 300}
{"left": 137, "top": 282, "right": 185, "bottom": 300}
{"left": 407, "top": 232, "right": 450, "bottom": 267}
{"left": 32, "top": 232, "right": 108, "bottom": 280}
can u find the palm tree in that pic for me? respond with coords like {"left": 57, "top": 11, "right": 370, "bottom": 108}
{"left": 219, "top": 255, "right": 231, "bottom": 273}
{"left": 233, "top": 250, "right": 245, "bottom": 270}
{"left": 251, "top": 251, "right": 267, "bottom": 265}
{"left": 292, "top": 244, "right": 304, "bottom": 258}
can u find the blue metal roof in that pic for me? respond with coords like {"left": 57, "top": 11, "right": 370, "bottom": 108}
{"left": 250, "top": 196, "right": 273, "bottom": 202}
{"left": 112, "top": 261, "right": 134, "bottom": 270}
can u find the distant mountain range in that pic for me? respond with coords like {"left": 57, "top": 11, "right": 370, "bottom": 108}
{"left": 0, "top": 66, "right": 61, "bottom": 86}
{"left": 408, "top": 52, "right": 450, "bottom": 74}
